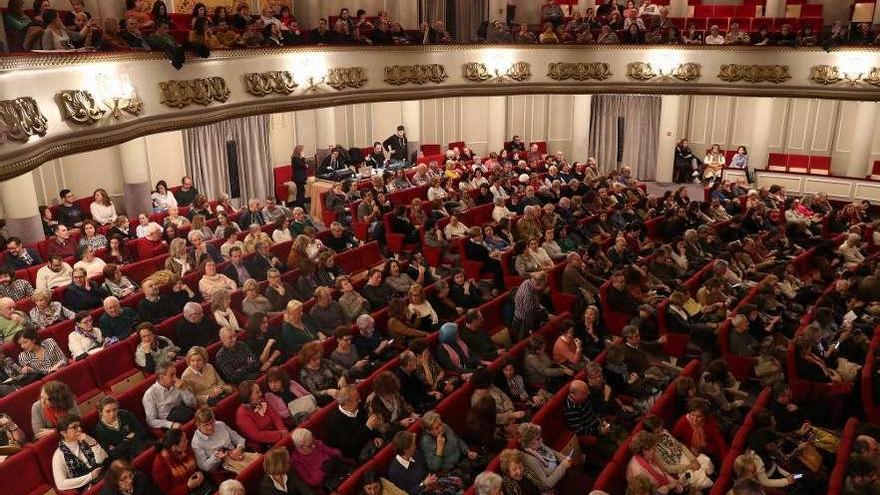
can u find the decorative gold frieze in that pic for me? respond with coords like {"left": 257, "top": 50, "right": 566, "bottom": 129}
{"left": 0, "top": 97, "right": 47, "bottom": 142}
{"left": 717, "top": 64, "right": 791, "bottom": 84}
{"left": 463, "top": 62, "right": 530, "bottom": 82}
{"left": 159, "top": 77, "right": 230, "bottom": 108}
{"left": 244, "top": 71, "right": 297, "bottom": 96}
{"left": 326, "top": 67, "right": 368, "bottom": 90}
{"left": 809, "top": 65, "right": 843, "bottom": 85}
{"left": 866, "top": 68, "right": 880, "bottom": 87}
{"left": 384, "top": 64, "right": 447, "bottom": 85}
{"left": 547, "top": 62, "right": 612, "bottom": 81}
{"left": 627, "top": 62, "right": 701, "bottom": 82}
{"left": 58, "top": 90, "right": 106, "bottom": 125}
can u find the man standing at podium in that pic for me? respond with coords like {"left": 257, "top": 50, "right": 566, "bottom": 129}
{"left": 382, "top": 125, "right": 408, "bottom": 162}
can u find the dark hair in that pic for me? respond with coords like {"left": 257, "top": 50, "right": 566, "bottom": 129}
{"left": 58, "top": 188, "right": 70, "bottom": 199}
{"left": 15, "top": 326, "right": 39, "bottom": 344}
{"left": 74, "top": 310, "right": 92, "bottom": 324}
{"left": 191, "top": 2, "right": 206, "bottom": 18}
{"left": 193, "top": 16, "right": 208, "bottom": 34}
{"left": 105, "top": 460, "right": 135, "bottom": 489}
{"left": 158, "top": 428, "right": 185, "bottom": 451}
{"left": 42, "top": 7, "right": 58, "bottom": 24}
{"left": 151, "top": 0, "right": 167, "bottom": 20}
{"left": 55, "top": 414, "right": 81, "bottom": 433}
{"left": 360, "top": 470, "right": 382, "bottom": 493}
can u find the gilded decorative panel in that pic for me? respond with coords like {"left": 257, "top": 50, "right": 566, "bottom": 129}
{"left": 0, "top": 97, "right": 47, "bottom": 143}
{"left": 809, "top": 65, "right": 843, "bottom": 85}
{"left": 627, "top": 62, "right": 700, "bottom": 82}
{"left": 244, "top": 71, "right": 297, "bottom": 96}
{"left": 547, "top": 62, "right": 612, "bottom": 81}
{"left": 159, "top": 77, "right": 230, "bottom": 108}
{"left": 463, "top": 62, "right": 530, "bottom": 82}
{"left": 384, "top": 64, "right": 448, "bottom": 85}
{"left": 58, "top": 90, "right": 106, "bottom": 124}
{"left": 717, "top": 64, "right": 791, "bottom": 84}
{"left": 325, "top": 67, "right": 368, "bottom": 90}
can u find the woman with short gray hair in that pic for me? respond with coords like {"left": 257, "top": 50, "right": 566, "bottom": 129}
{"left": 474, "top": 472, "right": 503, "bottom": 495}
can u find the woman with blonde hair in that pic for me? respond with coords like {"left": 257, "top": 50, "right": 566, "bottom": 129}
{"left": 282, "top": 299, "right": 320, "bottom": 352}
{"left": 28, "top": 288, "right": 75, "bottom": 328}
{"left": 90, "top": 188, "right": 118, "bottom": 225}
{"left": 242, "top": 278, "right": 272, "bottom": 316}
{"left": 258, "top": 445, "right": 314, "bottom": 495}
{"left": 181, "top": 346, "right": 234, "bottom": 405}
{"left": 287, "top": 235, "right": 314, "bottom": 272}
{"left": 407, "top": 283, "right": 439, "bottom": 330}
{"left": 212, "top": 288, "right": 240, "bottom": 330}
{"left": 190, "top": 214, "right": 215, "bottom": 241}
{"left": 164, "top": 238, "right": 191, "bottom": 277}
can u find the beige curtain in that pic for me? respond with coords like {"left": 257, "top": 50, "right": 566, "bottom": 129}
{"left": 454, "top": 0, "right": 487, "bottom": 42}
{"left": 421, "top": 0, "right": 446, "bottom": 24}
{"left": 183, "top": 115, "right": 273, "bottom": 202}
{"left": 588, "top": 95, "right": 661, "bottom": 180}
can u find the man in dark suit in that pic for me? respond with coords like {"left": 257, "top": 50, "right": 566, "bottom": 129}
{"left": 237, "top": 199, "right": 265, "bottom": 228}
{"left": 64, "top": 268, "right": 107, "bottom": 311}
{"left": 4, "top": 237, "right": 42, "bottom": 270}
{"left": 222, "top": 247, "right": 255, "bottom": 286}
{"left": 382, "top": 125, "right": 408, "bottom": 162}
{"left": 250, "top": 242, "right": 286, "bottom": 281}
{"left": 319, "top": 148, "right": 349, "bottom": 177}
{"left": 464, "top": 227, "right": 504, "bottom": 288}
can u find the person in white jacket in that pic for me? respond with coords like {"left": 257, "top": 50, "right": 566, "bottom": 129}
{"left": 52, "top": 415, "right": 108, "bottom": 492}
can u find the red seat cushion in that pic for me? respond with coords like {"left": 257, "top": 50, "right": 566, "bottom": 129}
{"left": 0, "top": 447, "right": 54, "bottom": 495}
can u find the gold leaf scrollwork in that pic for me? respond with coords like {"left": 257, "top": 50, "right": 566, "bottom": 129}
{"left": 809, "top": 65, "right": 843, "bottom": 85}
{"left": 463, "top": 62, "right": 530, "bottom": 82}
{"left": 384, "top": 64, "right": 448, "bottom": 85}
{"left": 717, "top": 64, "right": 791, "bottom": 84}
{"left": 865, "top": 68, "right": 880, "bottom": 87}
{"left": 244, "top": 71, "right": 298, "bottom": 96}
{"left": 159, "top": 77, "right": 230, "bottom": 108}
{"left": 0, "top": 97, "right": 48, "bottom": 142}
{"left": 58, "top": 90, "right": 106, "bottom": 125}
{"left": 626, "top": 62, "right": 700, "bottom": 82}
{"left": 325, "top": 67, "right": 368, "bottom": 90}
{"left": 547, "top": 62, "right": 612, "bottom": 81}
{"left": 464, "top": 63, "right": 492, "bottom": 82}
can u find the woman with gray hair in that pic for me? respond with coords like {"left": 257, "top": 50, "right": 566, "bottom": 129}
{"left": 419, "top": 410, "right": 481, "bottom": 480}
{"left": 517, "top": 423, "right": 572, "bottom": 491}
{"left": 474, "top": 472, "right": 503, "bottom": 495}
{"left": 352, "top": 313, "right": 393, "bottom": 361}
{"left": 289, "top": 427, "right": 348, "bottom": 490}
{"left": 28, "top": 288, "right": 75, "bottom": 329}
{"left": 218, "top": 479, "right": 246, "bottom": 495}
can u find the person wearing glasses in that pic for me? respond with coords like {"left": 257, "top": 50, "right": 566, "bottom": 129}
{"left": 51, "top": 414, "right": 108, "bottom": 491}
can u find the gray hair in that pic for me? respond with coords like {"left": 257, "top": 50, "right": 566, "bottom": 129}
{"left": 421, "top": 410, "right": 441, "bottom": 427}
{"left": 187, "top": 230, "right": 204, "bottom": 243}
{"left": 183, "top": 302, "right": 203, "bottom": 318}
{"left": 356, "top": 314, "right": 374, "bottom": 331}
{"left": 290, "top": 428, "right": 313, "bottom": 448}
{"left": 474, "top": 472, "right": 503, "bottom": 495}
{"left": 517, "top": 422, "right": 542, "bottom": 446}
{"left": 218, "top": 479, "right": 245, "bottom": 495}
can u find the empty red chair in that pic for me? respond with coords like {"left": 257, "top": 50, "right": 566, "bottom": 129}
{"left": 0, "top": 379, "right": 42, "bottom": 438}
{"left": 420, "top": 144, "right": 441, "bottom": 156}
{"left": 767, "top": 153, "right": 788, "bottom": 171}
{"left": 89, "top": 339, "right": 143, "bottom": 393}
{"left": 121, "top": 258, "right": 159, "bottom": 284}
{"left": 801, "top": 4, "right": 822, "bottom": 16}
{"left": 787, "top": 154, "right": 809, "bottom": 174}
{"left": 809, "top": 156, "right": 831, "bottom": 175}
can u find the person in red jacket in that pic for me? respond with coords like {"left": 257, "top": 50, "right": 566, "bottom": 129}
{"left": 234, "top": 380, "right": 287, "bottom": 451}
{"left": 152, "top": 429, "right": 211, "bottom": 495}
{"left": 671, "top": 397, "right": 728, "bottom": 463}
{"left": 136, "top": 224, "right": 167, "bottom": 261}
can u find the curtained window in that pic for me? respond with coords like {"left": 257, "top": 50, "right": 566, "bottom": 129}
{"left": 183, "top": 115, "right": 274, "bottom": 202}
{"left": 588, "top": 95, "right": 661, "bottom": 181}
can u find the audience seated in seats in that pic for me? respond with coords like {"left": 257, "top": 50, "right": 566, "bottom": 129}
{"left": 366, "top": 370, "right": 418, "bottom": 433}
{"left": 265, "top": 268, "right": 297, "bottom": 312}
{"left": 242, "top": 279, "right": 272, "bottom": 316}
{"left": 0, "top": 297, "right": 27, "bottom": 341}
{"left": 100, "top": 295, "right": 140, "bottom": 340}
{"left": 498, "top": 448, "right": 542, "bottom": 495}
{"left": 151, "top": 429, "right": 210, "bottom": 495}
{"left": 52, "top": 414, "right": 108, "bottom": 492}
{"left": 4, "top": 236, "right": 42, "bottom": 270}
{"left": 336, "top": 275, "right": 370, "bottom": 322}
{"left": 282, "top": 299, "right": 322, "bottom": 352}
{"left": 143, "top": 362, "right": 197, "bottom": 430}
{"left": 419, "top": 409, "right": 482, "bottom": 480}
{"left": 518, "top": 422, "right": 582, "bottom": 492}
{"left": 92, "top": 395, "right": 150, "bottom": 463}
{"left": 137, "top": 278, "right": 186, "bottom": 324}
{"left": 199, "top": 259, "right": 237, "bottom": 300}
{"left": 641, "top": 414, "right": 714, "bottom": 490}
{"left": 191, "top": 406, "right": 259, "bottom": 474}
{"left": 552, "top": 320, "right": 587, "bottom": 371}
{"left": 289, "top": 427, "right": 348, "bottom": 490}
{"left": 101, "top": 263, "right": 139, "bottom": 299}
{"left": 27, "top": 289, "right": 76, "bottom": 333}
{"left": 211, "top": 289, "right": 239, "bottom": 331}
{"left": 471, "top": 368, "right": 524, "bottom": 432}
{"left": 18, "top": 327, "right": 69, "bottom": 379}
{"left": 330, "top": 326, "right": 373, "bottom": 378}
{"left": 69, "top": 310, "right": 107, "bottom": 359}
{"left": 671, "top": 397, "right": 727, "bottom": 464}
{"left": 563, "top": 379, "right": 626, "bottom": 458}
{"left": 386, "top": 297, "right": 429, "bottom": 342}
{"left": 31, "top": 380, "right": 79, "bottom": 439}
{"left": 309, "top": 286, "right": 348, "bottom": 333}
{"left": 298, "top": 341, "right": 346, "bottom": 401}
{"left": 389, "top": 429, "right": 462, "bottom": 494}
{"left": 625, "top": 431, "right": 685, "bottom": 494}
{"left": 215, "top": 326, "right": 263, "bottom": 383}
{"left": 460, "top": 308, "right": 502, "bottom": 361}
{"left": 135, "top": 322, "right": 178, "bottom": 373}
{"left": 175, "top": 302, "right": 215, "bottom": 353}
{"left": 264, "top": 366, "right": 317, "bottom": 427}
{"left": 64, "top": 266, "right": 107, "bottom": 311}
{"left": 524, "top": 334, "right": 574, "bottom": 391}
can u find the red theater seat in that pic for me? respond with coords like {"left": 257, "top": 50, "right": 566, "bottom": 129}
{"left": 1, "top": 447, "right": 55, "bottom": 495}
{"left": 809, "top": 156, "right": 831, "bottom": 175}
{"left": 420, "top": 144, "right": 442, "bottom": 156}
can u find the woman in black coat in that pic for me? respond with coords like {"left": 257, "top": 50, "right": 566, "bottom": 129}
{"left": 259, "top": 446, "right": 315, "bottom": 495}
{"left": 291, "top": 145, "right": 309, "bottom": 207}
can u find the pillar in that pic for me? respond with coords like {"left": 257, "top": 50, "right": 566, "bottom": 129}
{"left": 118, "top": 137, "right": 153, "bottom": 218}
{"left": 749, "top": 97, "right": 774, "bottom": 171}
{"left": 846, "top": 102, "right": 880, "bottom": 178}
{"left": 655, "top": 95, "right": 682, "bottom": 184}
{"left": 764, "top": 0, "right": 786, "bottom": 18}
{"left": 0, "top": 171, "right": 44, "bottom": 243}
{"left": 315, "top": 107, "right": 338, "bottom": 164}
{"left": 402, "top": 100, "right": 421, "bottom": 159}
{"left": 570, "top": 95, "right": 591, "bottom": 163}
{"left": 487, "top": 97, "right": 507, "bottom": 155}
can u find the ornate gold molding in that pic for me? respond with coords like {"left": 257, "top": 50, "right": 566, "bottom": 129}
{"left": 463, "top": 62, "right": 531, "bottom": 82}
{"left": 159, "top": 77, "right": 230, "bottom": 107}
{"left": 384, "top": 64, "right": 447, "bottom": 85}
{"left": 866, "top": 68, "right": 880, "bottom": 87}
{"left": 809, "top": 65, "right": 843, "bottom": 85}
{"left": 717, "top": 64, "right": 791, "bottom": 84}
{"left": 0, "top": 97, "right": 47, "bottom": 143}
{"left": 627, "top": 62, "right": 701, "bottom": 82}
{"left": 58, "top": 90, "right": 106, "bottom": 125}
{"left": 244, "top": 71, "right": 297, "bottom": 96}
{"left": 547, "top": 62, "right": 612, "bottom": 81}
{"left": 326, "top": 67, "right": 368, "bottom": 90}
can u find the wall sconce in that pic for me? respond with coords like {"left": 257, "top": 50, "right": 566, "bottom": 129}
{"left": 464, "top": 62, "right": 530, "bottom": 83}
{"left": 96, "top": 73, "right": 142, "bottom": 118}
{"left": 627, "top": 62, "right": 701, "bottom": 82}
{"left": 293, "top": 56, "right": 329, "bottom": 93}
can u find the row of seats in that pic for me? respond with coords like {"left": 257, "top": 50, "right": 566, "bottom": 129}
{"left": 766, "top": 153, "right": 832, "bottom": 176}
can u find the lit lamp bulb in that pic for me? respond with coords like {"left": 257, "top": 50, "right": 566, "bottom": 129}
{"left": 839, "top": 55, "right": 868, "bottom": 85}
{"left": 96, "top": 73, "right": 141, "bottom": 118}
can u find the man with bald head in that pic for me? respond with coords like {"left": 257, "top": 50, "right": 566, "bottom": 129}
{"left": 98, "top": 295, "right": 140, "bottom": 340}
{"left": 215, "top": 327, "right": 261, "bottom": 383}
{"left": 0, "top": 297, "right": 28, "bottom": 342}
{"left": 564, "top": 379, "right": 622, "bottom": 458}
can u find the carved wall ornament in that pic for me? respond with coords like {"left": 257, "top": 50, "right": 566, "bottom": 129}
{"left": 326, "top": 67, "right": 368, "bottom": 90}
{"left": 717, "top": 64, "right": 791, "bottom": 84}
{"left": 58, "top": 90, "right": 106, "bottom": 124}
{"left": 626, "top": 62, "right": 701, "bottom": 82}
{"left": 159, "top": 77, "right": 230, "bottom": 108}
{"left": 244, "top": 71, "right": 298, "bottom": 96}
{"left": 463, "top": 62, "right": 531, "bottom": 82}
{"left": 865, "top": 68, "right": 880, "bottom": 87}
{"left": 809, "top": 65, "right": 843, "bottom": 85}
{"left": 547, "top": 62, "right": 612, "bottom": 81}
{"left": 0, "top": 97, "right": 47, "bottom": 142}
{"left": 384, "top": 64, "right": 447, "bottom": 85}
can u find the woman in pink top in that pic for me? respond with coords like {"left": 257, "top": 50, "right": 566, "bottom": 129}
{"left": 552, "top": 321, "right": 585, "bottom": 371}
{"left": 289, "top": 428, "right": 344, "bottom": 488}
{"left": 234, "top": 380, "right": 287, "bottom": 451}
